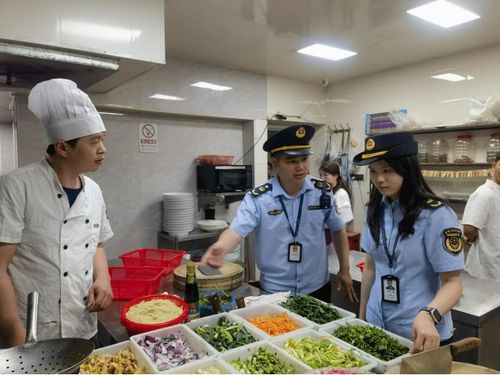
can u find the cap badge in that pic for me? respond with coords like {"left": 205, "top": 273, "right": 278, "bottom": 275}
{"left": 296, "top": 127, "right": 306, "bottom": 139}
{"left": 366, "top": 138, "right": 375, "bottom": 151}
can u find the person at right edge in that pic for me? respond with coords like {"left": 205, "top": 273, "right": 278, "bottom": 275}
{"left": 462, "top": 151, "right": 500, "bottom": 280}
{"left": 202, "top": 125, "right": 357, "bottom": 303}
{"left": 353, "top": 132, "right": 464, "bottom": 353}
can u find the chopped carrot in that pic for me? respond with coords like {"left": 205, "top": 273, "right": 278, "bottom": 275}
{"left": 248, "top": 312, "right": 300, "bottom": 336}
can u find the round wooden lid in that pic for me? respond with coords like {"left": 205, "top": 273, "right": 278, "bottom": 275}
{"left": 174, "top": 262, "right": 243, "bottom": 280}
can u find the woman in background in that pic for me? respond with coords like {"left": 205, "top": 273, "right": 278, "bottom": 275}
{"left": 353, "top": 132, "right": 463, "bottom": 353}
{"left": 320, "top": 161, "right": 354, "bottom": 259}
{"left": 319, "top": 161, "right": 354, "bottom": 226}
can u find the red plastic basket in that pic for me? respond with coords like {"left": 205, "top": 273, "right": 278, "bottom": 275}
{"left": 109, "top": 266, "right": 165, "bottom": 300}
{"left": 119, "top": 248, "right": 185, "bottom": 275}
{"left": 120, "top": 294, "right": 188, "bottom": 335}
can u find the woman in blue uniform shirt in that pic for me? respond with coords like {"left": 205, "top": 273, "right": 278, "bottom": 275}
{"left": 353, "top": 132, "right": 464, "bottom": 353}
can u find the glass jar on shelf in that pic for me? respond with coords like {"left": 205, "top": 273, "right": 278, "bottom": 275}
{"left": 417, "top": 141, "right": 427, "bottom": 163}
{"left": 426, "top": 138, "right": 448, "bottom": 163}
{"left": 453, "top": 135, "right": 475, "bottom": 164}
{"left": 486, "top": 132, "right": 500, "bottom": 163}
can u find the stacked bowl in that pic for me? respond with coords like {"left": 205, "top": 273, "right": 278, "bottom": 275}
{"left": 162, "top": 192, "right": 195, "bottom": 236}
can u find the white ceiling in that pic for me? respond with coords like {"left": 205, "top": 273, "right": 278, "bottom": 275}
{"left": 91, "top": 0, "right": 500, "bottom": 92}
{"left": 164, "top": 0, "right": 500, "bottom": 84}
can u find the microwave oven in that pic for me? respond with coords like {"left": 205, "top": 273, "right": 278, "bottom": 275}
{"left": 197, "top": 165, "right": 253, "bottom": 193}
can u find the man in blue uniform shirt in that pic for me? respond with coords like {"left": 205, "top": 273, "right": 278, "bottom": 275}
{"left": 202, "top": 125, "right": 357, "bottom": 302}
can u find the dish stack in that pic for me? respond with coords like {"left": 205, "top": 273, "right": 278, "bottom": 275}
{"left": 162, "top": 192, "right": 195, "bottom": 236}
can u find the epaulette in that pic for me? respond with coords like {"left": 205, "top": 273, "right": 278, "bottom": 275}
{"left": 311, "top": 178, "right": 332, "bottom": 192}
{"left": 424, "top": 198, "right": 443, "bottom": 209}
{"left": 251, "top": 183, "right": 272, "bottom": 197}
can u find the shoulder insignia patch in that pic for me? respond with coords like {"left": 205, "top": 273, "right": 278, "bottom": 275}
{"left": 251, "top": 183, "right": 272, "bottom": 197}
{"left": 442, "top": 228, "right": 463, "bottom": 255}
{"left": 425, "top": 198, "right": 443, "bottom": 208}
{"left": 311, "top": 178, "right": 332, "bottom": 192}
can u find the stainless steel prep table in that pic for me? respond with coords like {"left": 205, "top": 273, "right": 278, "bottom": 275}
{"left": 329, "top": 250, "right": 500, "bottom": 370}
{"left": 97, "top": 274, "right": 262, "bottom": 345}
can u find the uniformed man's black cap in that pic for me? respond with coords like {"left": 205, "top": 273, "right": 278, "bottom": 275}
{"left": 263, "top": 124, "right": 315, "bottom": 156}
{"left": 353, "top": 131, "right": 418, "bottom": 166}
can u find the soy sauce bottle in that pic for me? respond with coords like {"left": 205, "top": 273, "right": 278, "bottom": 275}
{"left": 185, "top": 261, "right": 200, "bottom": 321}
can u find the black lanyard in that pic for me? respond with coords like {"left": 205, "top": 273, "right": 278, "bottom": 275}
{"left": 381, "top": 209, "right": 400, "bottom": 269}
{"left": 279, "top": 194, "right": 304, "bottom": 240}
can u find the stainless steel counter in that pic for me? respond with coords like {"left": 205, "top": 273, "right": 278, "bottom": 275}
{"left": 97, "top": 276, "right": 262, "bottom": 345}
{"left": 453, "top": 272, "right": 500, "bottom": 323}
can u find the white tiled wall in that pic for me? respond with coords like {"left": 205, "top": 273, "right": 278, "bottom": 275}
{"left": 16, "top": 96, "right": 246, "bottom": 259}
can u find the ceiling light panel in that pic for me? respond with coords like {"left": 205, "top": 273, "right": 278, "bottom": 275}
{"left": 150, "top": 94, "right": 185, "bottom": 101}
{"left": 431, "top": 73, "right": 474, "bottom": 82}
{"left": 297, "top": 43, "right": 357, "bottom": 61}
{"left": 190, "top": 81, "right": 232, "bottom": 91}
{"left": 407, "top": 0, "right": 480, "bottom": 28}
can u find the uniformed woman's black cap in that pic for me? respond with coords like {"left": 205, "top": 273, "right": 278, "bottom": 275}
{"left": 263, "top": 124, "right": 315, "bottom": 156}
{"left": 352, "top": 131, "right": 418, "bottom": 166}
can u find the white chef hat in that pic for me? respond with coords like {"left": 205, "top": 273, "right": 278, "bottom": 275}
{"left": 28, "top": 78, "right": 105, "bottom": 144}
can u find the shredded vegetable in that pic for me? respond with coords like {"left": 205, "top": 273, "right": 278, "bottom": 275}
{"left": 230, "top": 347, "right": 294, "bottom": 374}
{"left": 134, "top": 331, "right": 206, "bottom": 371}
{"left": 79, "top": 349, "right": 145, "bottom": 374}
{"left": 280, "top": 294, "right": 342, "bottom": 324}
{"left": 247, "top": 312, "right": 300, "bottom": 336}
{"left": 332, "top": 324, "right": 409, "bottom": 361}
{"left": 283, "top": 337, "right": 365, "bottom": 369}
{"left": 193, "top": 316, "right": 256, "bottom": 351}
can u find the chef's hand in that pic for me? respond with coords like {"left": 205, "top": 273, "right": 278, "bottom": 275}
{"left": 87, "top": 276, "right": 113, "bottom": 312}
{"left": 336, "top": 268, "right": 358, "bottom": 303}
{"left": 411, "top": 311, "right": 440, "bottom": 353}
{"left": 201, "top": 243, "right": 226, "bottom": 268}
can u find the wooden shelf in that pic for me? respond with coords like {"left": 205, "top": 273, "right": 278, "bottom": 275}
{"left": 411, "top": 122, "right": 500, "bottom": 135}
{"left": 420, "top": 163, "right": 490, "bottom": 168}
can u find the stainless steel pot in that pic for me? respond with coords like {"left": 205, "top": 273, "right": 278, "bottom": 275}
{"left": 0, "top": 291, "right": 94, "bottom": 373}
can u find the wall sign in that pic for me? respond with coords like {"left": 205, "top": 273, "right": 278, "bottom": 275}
{"left": 139, "top": 122, "right": 158, "bottom": 153}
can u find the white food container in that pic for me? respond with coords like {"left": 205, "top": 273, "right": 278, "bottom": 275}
{"left": 278, "top": 295, "right": 356, "bottom": 328}
{"left": 81, "top": 340, "right": 156, "bottom": 374}
{"left": 270, "top": 327, "right": 377, "bottom": 372}
{"left": 172, "top": 356, "right": 235, "bottom": 374}
{"left": 130, "top": 323, "right": 217, "bottom": 373}
{"left": 186, "top": 312, "right": 267, "bottom": 354}
{"left": 229, "top": 303, "right": 313, "bottom": 338}
{"left": 219, "top": 341, "right": 309, "bottom": 374}
{"left": 319, "top": 318, "right": 413, "bottom": 373}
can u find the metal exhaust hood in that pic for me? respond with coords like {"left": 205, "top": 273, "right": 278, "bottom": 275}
{"left": 0, "top": 40, "right": 119, "bottom": 90}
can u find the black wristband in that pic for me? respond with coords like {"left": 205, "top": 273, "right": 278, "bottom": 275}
{"left": 419, "top": 306, "right": 442, "bottom": 324}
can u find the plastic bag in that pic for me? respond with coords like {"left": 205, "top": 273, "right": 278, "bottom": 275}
{"left": 388, "top": 109, "right": 419, "bottom": 130}
{"left": 467, "top": 94, "right": 498, "bottom": 123}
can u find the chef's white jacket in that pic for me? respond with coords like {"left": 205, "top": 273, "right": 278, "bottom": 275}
{"left": 0, "top": 159, "right": 113, "bottom": 339}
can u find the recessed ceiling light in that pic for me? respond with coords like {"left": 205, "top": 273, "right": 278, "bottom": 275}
{"left": 190, "top": 81, "right": 232, "bottom": 91}
{"left": 407, "top": 0, "right": 480, "bottom": 28}
{"left": 149, "top": 93, "right": 185, "bottom": 101}
{"left": 431, "top": 73, "right": 474, "bottom": 82}
{"left": 297, "top": 43, "right": 357, "bottom": 61}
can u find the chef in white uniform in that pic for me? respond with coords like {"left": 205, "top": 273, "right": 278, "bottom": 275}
{"left": 0, "top": 79, "right": 113, "bottom": 348}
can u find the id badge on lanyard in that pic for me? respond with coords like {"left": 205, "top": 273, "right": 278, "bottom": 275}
{"left": 381, "top": 210, "right": 401, "bottom": 304}
{"left": 279, "top": 195, "right": 304, "bottom": 263}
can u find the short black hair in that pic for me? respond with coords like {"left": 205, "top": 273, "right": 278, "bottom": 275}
{"left": 495, "top": 151, "right": 500, "bottom": 163}
{"left": 46, "top": 138, "right": 79, "bottom": 155}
